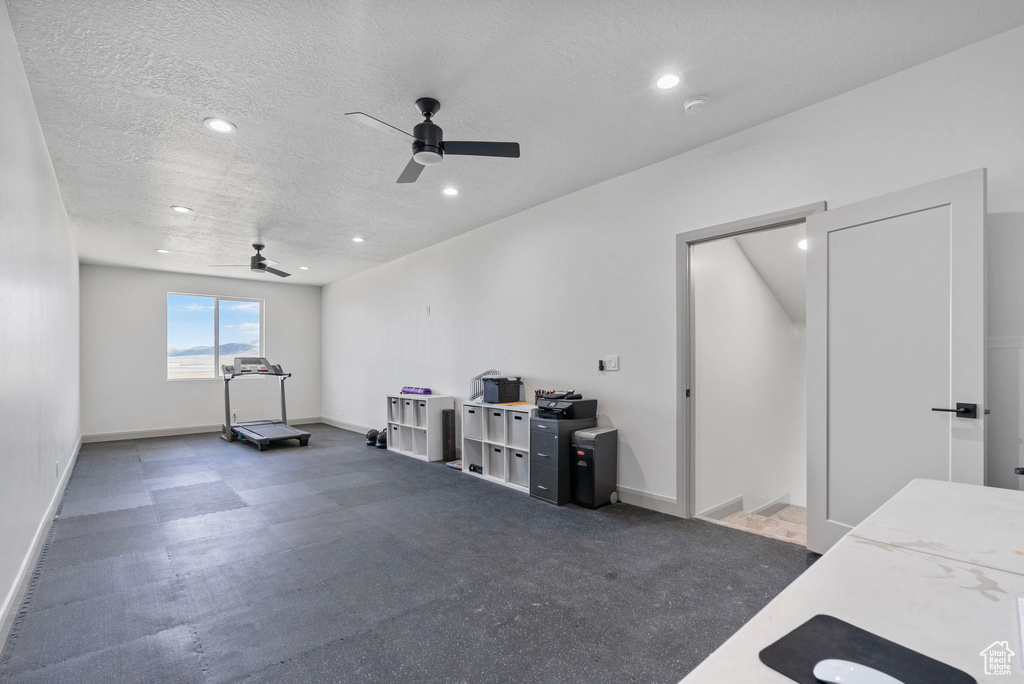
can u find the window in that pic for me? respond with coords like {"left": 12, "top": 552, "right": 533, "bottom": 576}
{"left": 167, "top": 293, "right": 263, "bottom": 379}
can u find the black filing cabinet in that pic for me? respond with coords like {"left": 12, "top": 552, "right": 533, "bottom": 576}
{"left": 530, "top": 416, "right": 596, "bottom": 504}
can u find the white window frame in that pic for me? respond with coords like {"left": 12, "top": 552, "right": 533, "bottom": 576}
{"left": 166, "top": 292, "right": 265, "bottom": 381}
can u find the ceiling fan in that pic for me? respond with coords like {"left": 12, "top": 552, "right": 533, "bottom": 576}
{"left": 209, "top": 243, "right": 290, "bottom": 278}
{"left": 345, "top": 98, "right": 520, "bottom": 183}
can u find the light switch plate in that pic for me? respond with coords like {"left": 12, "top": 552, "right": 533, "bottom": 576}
{"left": 604, "top": 355, "right": 619, "bottom": 371}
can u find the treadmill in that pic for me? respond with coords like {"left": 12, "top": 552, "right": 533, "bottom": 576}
{"left": 220, "top": 357, "right": 311, "bottom": 451}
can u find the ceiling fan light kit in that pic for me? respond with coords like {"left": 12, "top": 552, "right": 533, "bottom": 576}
{"left": 345, "top": 97, "right": 521, "bottom": 184}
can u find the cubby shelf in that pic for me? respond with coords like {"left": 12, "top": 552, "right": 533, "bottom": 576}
{"left": 460, "top": 401, "right": 534, "bottom": 492}
{"left": 386, "top": 394, "right": 454, "bottom": 461}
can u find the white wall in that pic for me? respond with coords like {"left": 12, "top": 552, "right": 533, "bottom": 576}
{"left": 322, "top": 26, "right": 1024, "bottom": 507}
{"left": 80, "top": 265, "right": 322, "bottom": 437}
{"left": 693, "top": 238, "right": 806, "bottom": 514}
{"left": 0, "top": 2, "right": 81, "bottom": 631}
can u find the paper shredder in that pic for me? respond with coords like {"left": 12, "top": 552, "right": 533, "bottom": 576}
{"left": 570, "top": 428, "right": 618, "bottom": 509}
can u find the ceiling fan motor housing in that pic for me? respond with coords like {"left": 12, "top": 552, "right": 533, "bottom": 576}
{"left": 412, "top": 121, "right": 443, "bottom": 165}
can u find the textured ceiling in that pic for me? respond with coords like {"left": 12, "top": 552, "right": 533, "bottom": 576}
{"left": 8, "top": 0, "right": 1024, "bottom": 285}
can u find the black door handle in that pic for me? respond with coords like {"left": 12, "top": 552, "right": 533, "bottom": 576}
{"left": 931, "top": 403, "right": 978, "bottom": 419}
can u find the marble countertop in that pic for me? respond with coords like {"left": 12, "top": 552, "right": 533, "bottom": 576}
{"left": 681, "top": 479, "right": 1024, "bottom": 683}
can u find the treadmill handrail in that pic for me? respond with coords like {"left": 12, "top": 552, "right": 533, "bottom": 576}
{"left": 222, "top": 371, "right": 291, "bottom": 381}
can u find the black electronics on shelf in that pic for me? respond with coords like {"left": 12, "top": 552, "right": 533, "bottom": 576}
{"left": 535, "top": 397, "right": 598, "bottom": 420}
{"left": 482, "top": 376, "right": 523, "bottom": 403}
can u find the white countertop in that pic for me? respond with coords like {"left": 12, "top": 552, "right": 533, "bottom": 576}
{"left": 681, "top": 479, "right": 1024, "bottom": 683}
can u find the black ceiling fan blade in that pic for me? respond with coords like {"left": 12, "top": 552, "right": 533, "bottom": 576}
{"left": 265, "top": 266, "right": 291, "bottom": 278}
{"left": 442, "top": 141, "right": 520, "bottom": 158}
{"left": 344, "top": 112, "right": 413, "bottom": 139}
{"left": 396, "top": 157, "right": 425, "bottom": 183}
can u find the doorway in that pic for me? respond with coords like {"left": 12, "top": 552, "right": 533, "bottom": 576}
{"left": 676, "top": 202, "right": 825, "bottom": 546}
{"left": 692, "top": 223, "right": 808, "bottom": 544}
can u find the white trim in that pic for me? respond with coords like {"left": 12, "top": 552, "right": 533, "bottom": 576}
{"left": 319, "top": 416, "right": 373, "bottom": 434}
{"left": 0, "top": 434, "right": 82, "bottom": 647}
{"left": 615, "top": 485, "right": 680, "bottom": 516}
{"left": 751, "top": 493, "right": 791, "bottom": 517}
{"left": 698, "top": 494, "right": 744, "bottom": 520}
{"left": 676, "top": 201, "right": 827, "bottom": 520}
{"left": 83, "top": 417, "right": 322, "bottom": 443}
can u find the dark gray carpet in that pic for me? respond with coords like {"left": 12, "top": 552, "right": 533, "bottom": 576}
{"left": 0, "top": 424, "right": 816, "bottom": 683}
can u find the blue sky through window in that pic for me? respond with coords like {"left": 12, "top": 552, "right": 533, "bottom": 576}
{"left": 167, "top": 294, "right": 262, "bottom": 379}
{"left": 167, "top": 294, "right": 215, "bottom": 350}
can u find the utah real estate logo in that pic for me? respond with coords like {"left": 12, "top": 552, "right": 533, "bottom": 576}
{"left": 980, "top": 641, "right": 1015, "bottom": 676}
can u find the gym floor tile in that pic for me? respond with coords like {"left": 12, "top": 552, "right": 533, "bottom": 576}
{"left": 58, "top": 491, "right": 153, "bottom": 518}
{"left": 151, "top": 481, "right": 248, "bottom": 522}
{"left": 2, "top": 424, "right": 816, "bottom": 684}
{"left": 51, "top": 502, "right": 160, "bottom": 541}
{"left": 166, "top": 525, "right": 287, "bottom": 574}
{"left": 2, "top": 625, "right": 205, "bottom": 684}
{"left": 234, "top": 480, "right": 319, "bottom": 505}
{"left": 145, "top": 470, "right": 222, "bottom": 491}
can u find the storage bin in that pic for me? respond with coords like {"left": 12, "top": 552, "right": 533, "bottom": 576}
{"left": 462, "top": 405, "right": 482, "bottom": 440}
{"left": 402, "top": 398, "right": 415, "bottom": 425}
{"left": 399, "top": 425, "right": 413, "bottom": 453}
{"left": 389, "top": 423, "right": 400, "bottom": 448}
{"left": 507, "top": 411, "right": 530, "bottom": 449}
{"left": 485, "top": 409, "right": 505, "bottom": 443}
{"left": 414, "top": 400, "right": 427, "bottom": 428}
{"left": 388, "top": 397, "right": 400, "bottom": 422}
{"left": 483, "top": 376, "right": 522, "bottom": 403}
{"left": 487, "top": 445, "right": 505, "bottom": 480}
{"left": 509, "top": 449, "right": 529, "bottom": 487}
{"left": 412, "top": 428, "right": 427, "bottom": 457}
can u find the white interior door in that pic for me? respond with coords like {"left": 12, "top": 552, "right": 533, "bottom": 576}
{"left": 806, "top": 169, "right": 986, "bottom": 553}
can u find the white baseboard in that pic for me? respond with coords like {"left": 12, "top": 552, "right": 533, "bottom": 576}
{"left": 0, "top": 434, "right": 82, "bottom": 647}
{"left": 751, "top": 493, "right": 791, "bottom": 517}
{"left": 698, "top": 495, "right": 745, "bottom": 520}
{"left": 83, "top": 417, "right": 322, "bottom": 443}
{"left": 319, "top": 416, "right": 373, "bottom": 434}
{"left": 616, "top": 484, "right": 680, "bottom": 517}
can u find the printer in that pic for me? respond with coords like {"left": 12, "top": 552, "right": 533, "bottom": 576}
{"left": 535, "top": 396, "right": 598, "bottom": 420}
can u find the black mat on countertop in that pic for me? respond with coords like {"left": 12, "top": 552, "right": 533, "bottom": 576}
{"left": 759, "top": 614, "right": 975, "bottom": 683}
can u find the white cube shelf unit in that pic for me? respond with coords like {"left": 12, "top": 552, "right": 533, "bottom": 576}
{"left": 461, "top": 401, "right": 534, "bottom": 492}
{"left": 386, "top": 394, "right": 454, "bottom": 462}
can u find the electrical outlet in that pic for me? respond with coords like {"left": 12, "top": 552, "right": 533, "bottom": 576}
{"left": 604, "top": 355, "right": 620, "bottom": 371}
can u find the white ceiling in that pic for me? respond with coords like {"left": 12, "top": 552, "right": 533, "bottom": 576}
{"left": 8, "top": 1, "right": 1024, "bottom": 286}
{"left": 735, "top": 223, "right": 807, "bottom": 325}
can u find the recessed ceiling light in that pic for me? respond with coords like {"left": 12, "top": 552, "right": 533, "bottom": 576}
{"left": 170, "top": 205, "right": 192, "bottom": 213}
{"left": 798, "top": 239, "right": 808, "bottom": 251}
{"left": 352, "top": 237, "right": 365, "bottom": 243}
{"left": 203, "top": 117, "right": 236, "bottom": 133}
{"left": 299, "top": 266, "right": 309, "bottom": 270}
{"left": 684, "top": 96, "right": 709, "bottom": 114}
{"left": 442, "top": 187, "right": 459, "bottom": 196}
{"left": 155, "top": 249, "right": 171, "bottom": 254}
{"left": 655, "top": 74, "right": 680, "bottom": 90}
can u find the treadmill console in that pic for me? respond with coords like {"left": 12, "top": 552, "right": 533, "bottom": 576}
{"left": 233, "top": 357, "right": 284, "bottom": 375}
